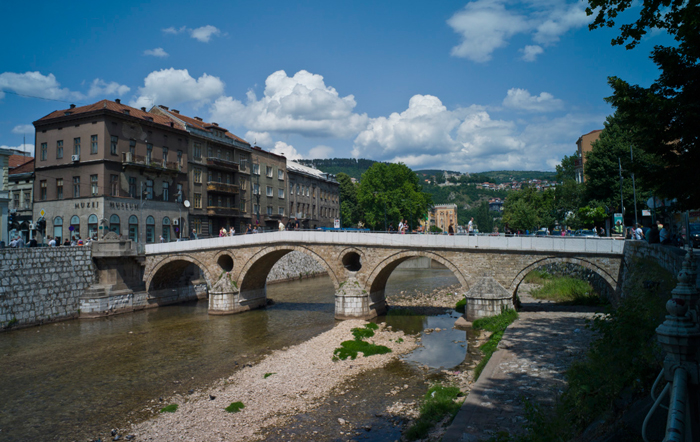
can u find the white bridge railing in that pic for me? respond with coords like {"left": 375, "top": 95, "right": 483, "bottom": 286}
{"left": 145, "top": 231, "right": 625, "bottom": 255}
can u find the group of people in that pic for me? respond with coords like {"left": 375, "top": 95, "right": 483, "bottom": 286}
{"left": 7, "top": 234, "right": 91, "bottom": 248}
{"left": 626, "top": 221, "right": 677, "bottom": 245}
{"left": 218, "top": 226, "right": 236, "bottom": 237}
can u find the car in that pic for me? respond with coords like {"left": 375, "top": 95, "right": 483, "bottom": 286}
{"left": 535, "top": 229, "right": 549, "bottom": 237}
{"left": 574, "top": 229, "right": 598, "bottom": 237}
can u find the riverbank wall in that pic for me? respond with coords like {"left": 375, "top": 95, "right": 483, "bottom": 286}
{"left": 0, "top": 247, "right": 95, "bottom": 330}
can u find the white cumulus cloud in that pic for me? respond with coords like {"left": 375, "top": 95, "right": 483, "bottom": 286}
{"left": 245, "top": 131, "right": 273, "bottom": 148}
{"left": 88, "top": 79, "right": 130, "bottom": 98}
{"left": 502, "top": 88, "right": 564, "bottom": 112}
{"left": 448, "top": 0, "right": 592, "bottom": 63}
{"left": 309, "top": 145, "right": 334, "bottom": 159}
{"left": 130, "top": 68, "right": 225, "bottom": 109}
{"left": 210, "top": 69, "right": 368, "bottom": 138}
{"left": 520, "top": 45, "right": 544, "bottom": 62}
{"left": 271, "top": 141, "right": 303, "bottom": 160}
{"left": 0, "top": 71, "right": 81, "bottom": 100}
{"left": 12, "top": 124, "right": 34, "bottom": 135}
{"left": 162, "top": 25, "right": 222, "bottom": 42}
{"left": 144, "top": 47, "right": 169, "bottom": 58}
{"left": 1, "top": 143, "right": 34, "bottom": 155}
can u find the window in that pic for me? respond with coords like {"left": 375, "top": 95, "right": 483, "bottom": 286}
{"left": 306, "top": 186, "right": 310, "bottom": 197}
{"left": 240, "top": 159, "right": 248, "bottom": 171}
{"left": 177, "top": 150, "right": 183, "bottom": 166}
{"left": 146, "top": 216, "right": 155, "bottom": 243}
{"left": 57, "top": 179, "right": 63, "bottom": 200}
{"left": 22, "top": 191, "right": 29, "bottom": 209}
{"left": 40, "top": 143, "right": 47, "bottom": 160}
{"left": 145, "top": 179, "right": 153, "bottom": 200}
{"left": 146, "top": 143, "right": 152, "bottom": 163}
{"left": 217, "top": 196, "right": 222, "bottom": 207}
{"left": 129, "top": 177, "right": 137, "bottom": 198}
{"left": 193, "top": 168, "right": 202, "bottom": 184}
{"left": 290, "top": 184, "right": 294, "bottom": 195}
{"left": 70, "top": 215, "right": 81, "bottom": 240}
{"left": 266, "top": 166, "right": 273, "bottom": 178}
{"left": 278, "top": 169, "right": 284, "bottom": 180}
{"left": 240, "top": 199, "right": 247, "bottom": 212}
{"left": 88, "top": 214, "right": 98, "bottom": 239}
{"left": 162, "top": 182, "right": 169, "bottom": 201}
{"left": 162, "top": 217, "right": 171, "bottom": 242}
{"left": 91, "top": 135, "right": 98, "bottom": 154}
{"left": 217, "top": 149, "right": 221, "bottom": 158}
{"left": 240, "top": 179, "right": 247, "bottom": 190}
{"left": 253, "top": 204, "right": 260, "bottom": 215}
{"left": 267, "top": 206, "right": 273, "bottom": 216}
{"left": 193, "top": 218, "right": 202, "bottom": 235}
{"left": 56, "top": 140, "right": 63, "bottom": 159}
{"left": 207, "top": 146, "right": 213, "bottom": 158}
{"left": 128, "top": 215, "right": 138, "bottom": 242}
{"left": 89, "top": 175, "right": 98, "bottom": 196}
{"left": 40, "top": 180, "right": 47, "bottom": 200}
{"left": 207, "top": 170, "right": 213, "bottom": 183}
{"left": 109, "top": 214, "right": 120, "bottom": 235}
{"left": 74, "top": 137, "right": 81, "bottom": 156}
{"left": 53, "top": 217, "right": 63, "bottom": 243}
{"left": 278, "top": 188, "right": 285, "bottom": 199}
{"left": 253, "top": 183, "right": 260, "bottom": 195}
{"left": 225, "top": 151, "right": 231, "bottom": 161}
{"left": 194, "top": 193, "right": 202, "bottom": 209}
{"left": 208, "top": 194, "right": 214, "bottom": 206}
{"left": 266, "top": 186, "right": 273, "bottom": 197}
{"left": 12, "top": 192, "right": 19, "bottom": 209}
{"left": 73, "top": 176, "right": 80, "bottom": 198}
{"left": 176, "top": 184, "right": 183, "bottom": 202}
{"left": 278, "top": 207, "right": 285, "bottom": 216}
{"left": 253, "top": 163, "right": 260, "bottom": 175}
{"left": 110, "top": 136, "right": 118, "bottom": 155}
{"left": 225, "top": 197, "right": 230, "bottom": 208}
{"left": 129, "top": 139, "right": 136, "bottom": 155}
{"left": 162, "top": 147, "right": 168, "bottom": 164}
{"left": 194, "top": 143, "right": 202, "bottom": 159}
{"left": 110, "top": 175, "right": 118, "bottom": 196}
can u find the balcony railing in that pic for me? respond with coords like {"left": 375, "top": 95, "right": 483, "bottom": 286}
{"left": 123, "top": 152, "right": 183, "bottom": 173}
{"left": 206, "top": 206, "right": 240, "bottom": 216}
{"left": 206, "top": 157, "right": 240, "bottom": 172}
{"left": 206, "top": 181, "right": 239, "bottom": 194}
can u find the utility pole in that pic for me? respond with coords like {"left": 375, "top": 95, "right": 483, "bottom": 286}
{"left": 618, "top": 158, "right": 624, "bottom": 223}
{"left": 630, "top": 145, "right": 639, "bottom": 227}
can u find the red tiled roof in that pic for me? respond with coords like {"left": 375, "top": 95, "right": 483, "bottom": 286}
{"left": 8, "top": 154, "right": 33, "bottom": 169}
{"left": 155, "top": 106, "right": 249, "bottom": 145}
{"left": 35, "top": 99, "right": 185, "bottom": 131}
{"left": 10, "top": 157, "right": 34, "bottom": 174}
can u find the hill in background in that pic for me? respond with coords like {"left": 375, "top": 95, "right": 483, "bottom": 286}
{"left": 296, "top": 158, "right": 378, "bottom": 180}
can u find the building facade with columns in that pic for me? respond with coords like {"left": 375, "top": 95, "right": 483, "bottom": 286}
{"left": 287, "top": 161, "right": 339, "bottom": 229}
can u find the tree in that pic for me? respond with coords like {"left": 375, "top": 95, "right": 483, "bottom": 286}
{"left": 586, "top": 0, "right": 700, "bottom": 209}
{"left": 356, "top": 163, "right": 433, "bottom": 231}
{"left": 556, "top": 152, "right": 579, "bottom": 182}
{"left": 552, "top": 179, "right": 586, "bottom": 228}
{"left": 502, "top": 187, "right": 555, "bottom": 232}
{"left": 337, "top": 173, "right": 359, "bottom": 228}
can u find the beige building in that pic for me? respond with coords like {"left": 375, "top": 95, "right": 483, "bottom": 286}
{"left": 150, "top": 106, "right": 252, "bottom": 236}
{"left": 287, "top": 161, "right": 339, "bottom": 229}
{"left": 0, "top": 148, "right": 12, "bottom": 245}
{"left": 574, "top": 129, "right": 602, "bottom": 183}
{"left": 250, "top": 146, "right": 288, "bottom": 231}
{"left": 432, "top": 203, "right": 458, "bottom": 232}
{"left": 7, "top": 154, "right": 34, "bottom": 241}
{"left": 33, "top": 99, "right": 190, "bottom": 244}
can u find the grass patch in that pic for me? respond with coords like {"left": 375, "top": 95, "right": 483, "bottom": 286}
{"left": 472, "top": 309, "right": 519, "bottom": 380}
{"left": 159, "top": 404, "right": 178, "bottom": 413}
{"left": 263, "top": 372, "right": 275, "bottom": 379}
{"left": 333, "top": 322, "right": 391, "bottom": 361}
{"left": 225, "top": 401, "right": 245, "bottom": 413}
{"left": 405, "top": 384, "right": 463, "bottom": 440}
{"left": 352, "top": 327, "right": 375, "bottom": 340}
{"left": 454, "top": 298, "right": 466, "bottom": 313}
{"left": 523, "top": 270, "right": 551, "bottom": 285}
{"left": 530, "top": 276, "right": 603, "bottom": 305}
{"left": 386, "top": 308, "right": 421, "bottom": 316}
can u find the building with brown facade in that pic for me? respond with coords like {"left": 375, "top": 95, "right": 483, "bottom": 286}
{"left": 7, "top": 153, "right": 35, "bottom": 241}
{"left": 249, "top": 146, "right": 288, "bottom": 230}
{"left": 33, "top": 99, "right": 190, "bottom": 244}
{"left": 287, "top": 161, "right": 339, "bottom": 229}
{"left": 149, "top": 106, "right": 253, "bottom": 236}
{"left": 574, "top": 129, "right": 602, "bottom": 183}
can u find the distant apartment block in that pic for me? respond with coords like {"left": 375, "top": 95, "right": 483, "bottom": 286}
{"left": 575, "top": 129, "right": 602, "bottom": 183}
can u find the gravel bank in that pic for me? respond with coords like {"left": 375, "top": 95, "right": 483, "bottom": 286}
{"left": 127, "top": 319, "right": 417, "bottom": 441}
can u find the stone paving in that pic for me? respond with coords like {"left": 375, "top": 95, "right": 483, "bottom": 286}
{"left": 443, "top": 286, "right": 600, "bottom": 441}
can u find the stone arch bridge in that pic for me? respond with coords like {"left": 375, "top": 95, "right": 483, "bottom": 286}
{"left": 143, "top": 232, "right": 625, "bottom": 321}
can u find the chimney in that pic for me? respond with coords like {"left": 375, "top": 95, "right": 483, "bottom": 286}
{"left": 212, "top": 122, "right": 218, "bottom": 127}
{"left": 194, "top": 116, "right": 203, "bottom": 121}
{"left": 170, "top": 122, "right": 174, "bottom": 128}
{"left": 115, "top": 98, "right": 121, "bottom": 104}
{"left": 160, "top": 105, "right": 169, "bottom": 110}
{"left": 172, "top": 109, "right": 179, "bottom": 114}
{"left": 141, "top": 107, "right": 146, "bottom": 112}
{"left": 70, "top": 104, "right": 76, "bottom": 109}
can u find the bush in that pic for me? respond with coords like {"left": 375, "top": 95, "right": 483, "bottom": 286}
{"left": 405, "top": 384, "right": 463, "bottom": 440}
{"left": 333, "top": 323, "right": 392, "bottom": 361}
{"left": 523, "top": 270, "right": 551, "bottom": 285}
{"left": 454, "top": 298, "right": 466, "bottom": 313}
{"left": 530, "top": 276, "right": 602, "bottom": 305}
{"left": 225, "top": 401, "right": 245, "bottom": 413}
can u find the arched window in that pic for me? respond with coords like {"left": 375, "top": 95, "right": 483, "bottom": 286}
{"left": 146, "top": 216, "right": 155, "bottom": 243}
{"left": 88, "top": 214, "right": 98, "bottom": 240}
{"left": 162, "top": 217, "right": 171, "bottom": 243}
{"left": 53, "top": 216, "right": 63, "bottom": 244}
{"left": 70, "top": 215, "right": 80, "bottom": 240}
{"left": 109, "top": 214, "right": 120, "bottom": 235}
{"left": 128, "top": 215, "right": 138, "bottom": 242}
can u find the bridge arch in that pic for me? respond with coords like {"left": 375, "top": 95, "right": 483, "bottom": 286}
{"left": 237, "top": 245, "right": 340, "bottom": 295}
{"left": 365, "top": 251, "right": 469, "bottom": 313}
{"left": 146, "top": 255, "right": 215, "bottom": 292}
{"left": 508, "top": 256, "right": 617, "bottom": 298}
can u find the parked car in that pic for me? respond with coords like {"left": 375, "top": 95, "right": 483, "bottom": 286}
{"left": 574, "top": 229, "right": 598, "bottom": 237}
{"left": 535, "top": 229, "right": 549, "bottom": 237}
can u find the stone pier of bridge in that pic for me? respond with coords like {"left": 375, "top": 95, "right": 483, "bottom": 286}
{"left": 142, "top": 231, "right": 626, "bottom": 322}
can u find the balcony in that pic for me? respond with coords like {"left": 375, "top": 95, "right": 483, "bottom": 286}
{"left": 206, "top": 157, "right": 240, "bottom": 172}
{"left": 206, "top": 206, "right": 240, "bottom": 217}
{"left": 122, "top": 152, "right": 183, "bottom": 174}
{"left": 206, "top": 181, "right": 239, "bottom": 195}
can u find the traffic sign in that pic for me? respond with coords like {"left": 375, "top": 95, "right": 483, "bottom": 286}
{"left": 40, "top": 209, "right": 46, "bottom": 217}
{"left": 69, "top": 225, "right": 74, "bottom": 231}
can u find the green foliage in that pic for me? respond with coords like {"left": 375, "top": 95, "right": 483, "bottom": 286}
{"left": 225, "top": 401, "right": 245, "bottom": 413}
{"left": 263, "top": 372, "right": 275, "bottom": 379}
{"left": 502, "top": 188, "right": 555, "bottom": 231}
{"left": 365, "top": 322, "right": 379, "bottom": 330}
{"left": 576, "top": 206, "right": 607, "bottom": 229}
{"left": 552, "top": 179, "right": 585, "bottom": 229}
{"left": 351, "top": 326, "right": 375, "bottom": 340}
{"left": 454, "top": 298, "right": 466, "bottom": 313}
{"left": 159, "top": 404, "right": 178, "bottom": 413}
{"left": 523, "top": 270, "right": 551, "bottom": 284}
{"left": 333, "top": 323, "right": 391, "bottom": 361}
{"left": 405, "top": 384, "right": 463, "bottom": 440}
{"left": 337, "top": 172, "right": 360, "bottom": 228}
{"left": 357, "top": 163, "right": 432, "bottom": 231}
{"left": 472, "top": 309, "right": 519, "bottom": 380}
{"left": 530, "top": 277, "right": 602, "bottom": 305}
{"left": 555, "top": 152, "right": 579, "bottom": 182}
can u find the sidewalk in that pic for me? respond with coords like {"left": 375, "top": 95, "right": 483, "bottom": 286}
{"left": 443, "top": 290, "right": 598, "bottom": 441}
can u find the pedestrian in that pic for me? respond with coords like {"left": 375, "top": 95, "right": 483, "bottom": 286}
{"left": 660, "top": 223, "right": 671, "bottom": 245}
{"left": 229, "top": 226, "right": 235, "bottom": 236}
{"left": 648, "top": 224, "right": 660, "bottom": 244}
{"left": 294, "top": 218, "right": 300, "bottom": 230}
{"left": 28, "top": 237, "right": 38, "bottom": 247}
{"left": 48, "top": 236, "right": 57, "bottom": 247}
{"left": 468, "top": 217, "right": 474, "bottom": 235}
{"left": 63, "top": 238, "right": 71, "bottom": 246}
{"left": 190, "top": 228, "right": 197, "bottom": 240}
{"left": 159, "top": 235, "right": 164, "bottom": 243}
{"left": 278, "top": 220, "right": 285, "bottom": 231}
{"left": 448, "top": 223, "right": 455, "bottom": 235}
{"left": 398, "top": 220, "right": 404, "bottom": 234}
{"left": 634, "top": 223, "right": 645, "bottom": 241}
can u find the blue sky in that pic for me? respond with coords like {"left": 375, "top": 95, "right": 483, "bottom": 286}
{"left": 0, "top": 0, "right": 667, "bottom": 172}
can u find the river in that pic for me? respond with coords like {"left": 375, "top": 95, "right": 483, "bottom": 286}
{"left": 0, "top": 268, "right": 465, "bottom": 442}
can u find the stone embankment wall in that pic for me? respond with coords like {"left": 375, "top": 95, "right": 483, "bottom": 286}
{"left": 0, "top": 248, "right": 95, "bottom": 330}
{"left": 267, "top": 251, "right": 328, "bottom": 283}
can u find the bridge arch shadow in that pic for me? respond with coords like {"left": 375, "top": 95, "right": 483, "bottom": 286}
{"left": 146, "top": 256, "right": 213, "bottom": 306}
{"left": 509, "top": 257, "right": 617, "bottom": 302}
{"left": 237, "top": 246, "right": 340, "bottom": 303}
{"left": 365, "top": 251, "right": 469, "bottom": 315}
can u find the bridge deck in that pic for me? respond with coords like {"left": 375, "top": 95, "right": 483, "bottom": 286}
{"left": 145, "top": 232, "right": 625, "bottom": 256}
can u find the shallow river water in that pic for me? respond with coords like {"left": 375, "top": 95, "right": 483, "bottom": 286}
{"left": 0, "top": 268, "right": 464, "bottom": 441}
